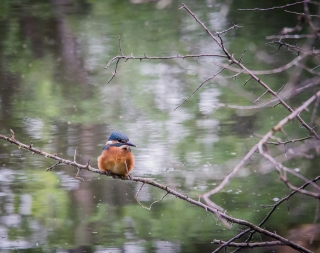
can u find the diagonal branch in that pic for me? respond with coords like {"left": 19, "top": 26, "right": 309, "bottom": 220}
{"left": 212, "top": 239, "right": 285, "bottom": 248}
{"left": 203, "top": 90, "right": 320, "bottom": 207}
{"left": 0, "top": 133, "right": 314, "bottom": 253}
{"left": 238, "top": 1, "right": 317, "bottom": 11}
{"left": 174, "top": 64, "right": 231, "bottom": 111}
{"left": 180, "top": 3, "right": 320, "bottom": 139}
{"left": 213, "top": 175, "right": 320, "bottom": 253}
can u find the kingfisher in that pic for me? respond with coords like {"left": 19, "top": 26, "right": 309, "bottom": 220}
{"left": 98, "top": 131, "right": 136, "bottom": 178}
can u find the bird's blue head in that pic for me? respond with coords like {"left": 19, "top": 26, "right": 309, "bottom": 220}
{"left": 106, "top": 131, "right": 136, "bottom": 148}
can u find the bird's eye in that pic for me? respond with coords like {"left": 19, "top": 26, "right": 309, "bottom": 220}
{"left": 120, "top": 139, "right": 126, "bottom": 143}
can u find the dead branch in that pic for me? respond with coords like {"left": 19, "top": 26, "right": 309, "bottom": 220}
{"left": 310, "top": 96, "right": 320, "bottom": 124}
{"left": 267, "top": 33, "right": 320, "bottom": 39}
{"left": 135, "top": 182, "right": 169, "bottom": 210}
{"left": 179, "top": 4, "right": 319, "bottom": 139}
{"left": 202, "top": 143, "right": 259, "bottom": 199}
{"left": 212, "top": 239, "right": 285, "bottom": 248}
{"left": 258, "top": 90, "right": 320, "bottom": 153}
{"left": 214, "top": 175, "right": 320, "bottom": 253}
{"left": 257, "top": 90, "right": 320, "bottom": 196}
{"left": 266, "top": 136, "right": 312, "bottom": 145}
{"left": 0, "top": 132, "right": 314, "bottom": 253}
{"left": 216, "top": 24, "right": 242, "bottom": 35}
{"left": 215, "top": 77, "right": 320, "bottom": 111}
{"left": 174, "top": 63, "right": 231, "bottom": 111}
{"left": 285, "top": 9, "right": 320, "bottom": 18}
{"left": 310, "top": 200, "right": 320, "bottom": 244}
{"left": 267, "top": 40, "right": 320, "bottom": 58}
{"left": 105, "top": 53, "right": 227, "bottom": 82}
{"left": 304, "top": 2, "right": 320, "bottom": 41}
{"left": 203, "top": 90, "right": 320, "bottom": 204}
{"left": 238, "top": 1, "right": 320, "bottom": 11}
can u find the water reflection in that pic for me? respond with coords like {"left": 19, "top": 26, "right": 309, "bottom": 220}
{"left": 0, "top": 0, "right": 319, "bottom": 252}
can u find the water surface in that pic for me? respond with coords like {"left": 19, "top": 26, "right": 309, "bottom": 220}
{"left": 0, "top": 0, "right": 319, "bottom": 252}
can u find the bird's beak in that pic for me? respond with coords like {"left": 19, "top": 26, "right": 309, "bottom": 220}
{"left": 126, "top": 141, "right": 136, "bottom": 147}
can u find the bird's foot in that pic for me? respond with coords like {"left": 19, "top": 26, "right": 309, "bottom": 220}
{"left": 98, "top": 170, "right": 118, "bottom": 179}
{"left": 97, "top": 170, "right": 106, "bottom": 179}
{"left": 120, "top": 173, "right": 132, "bottom": 180}
{"left": 98, "top": 170, "right": 107, "bottom": 175}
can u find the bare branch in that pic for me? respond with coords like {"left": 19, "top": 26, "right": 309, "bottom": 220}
{"left": 285, "top": 9, "right": 320, "bottom": 18}
{"left": 215, "top": 52, "right": 319, "bottom": 75}
{"left": 267, "top": 33, "right": 320, "bottom": 39}
{"left": 104, "top": 53, "right": 227, "bottom": 82}
{"left": 105, "top": 53, "right": 227, "bottom": 71}
{"left": 107, "top": 58, "right": 120, "bottom": 83}
{"left": 135, "top": 183, "right": 169, "bottom": 210}
{"left": 280, "top": 176, "right": 320, "bottom": 198}
{"left": 267, "top": 136, "right": 312, "bottom": 145}
{"left": 180, "top": 4, "right": 318, "bottom": 138}
{"left": 10, "top": 129, "right": 15, "bottom": 139}
{"left": 310, "top": 96, "right": 320, "bottom": 124}
{"left": 118, "top": 35, "right": 124, "bottom": 56}
{"left": 215, "top": 175, "right": 320, "bottom": 253}
{"left": 304, "top": 2, "right": 320, "bottom": 41}
{"left": 257, "top": 91, "right": 320, "bottom": 196}
{"left": 46, "top": 161, "right": 61, "bottom": 171}
{"left": 0, "top": 132, "right": 314, "bottom": 253}
{"left": 212, "top": 239, "right": 285, "bottom": 248}
{"left": 238, "top": 49, "right": 247, "bottom": 63}
{"left": 238, "top": 1, "right": 315, "bottom": 11}
{"left": 310, "top": 200, "right": 320, "bottom": 244}
{"left": 75, "top": 168, "right": 84, "bottom": 181}
{"left": 243, "top": 76, "right": 253, "bottom": 86}
{"left": 258, "top": 90, "right": 320, "bottom": 153}
{"left": 174, "top": 64, "right": 231, "bottom": 111}
{"left": 204, "top": 91, "right": 320, "bottom": 204}
{"left": 266, "top": 40, "right": 320, "bottom": 58}
{"left": 179, "top": 4, "right": 223, "bottom": 50}
{"left": 226, "top": 69, "right": 244, "bottom": 79}
{"left": 202, "top": 144, "right": 259, "bottom": 199}
{"left": 216, "top": 24, "right": 242, "bottom": 35}
{"left": 254, "top": 90, "right": 269, "bottom": 104}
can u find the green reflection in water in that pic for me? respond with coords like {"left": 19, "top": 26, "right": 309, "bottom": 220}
{"left": 0, "top": 0, "right": 319, "bottom": 252}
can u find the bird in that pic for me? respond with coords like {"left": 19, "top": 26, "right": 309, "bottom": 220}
{"left": 98, "top": 131, "right": 136, "bottom": 178}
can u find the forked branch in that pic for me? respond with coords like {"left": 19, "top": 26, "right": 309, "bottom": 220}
{"left": 0, "top": 132, "right": 314, "bottom": 253}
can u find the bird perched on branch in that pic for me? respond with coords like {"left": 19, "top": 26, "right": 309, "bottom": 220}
{"left": 98, "top": 131, "right": 136, "bottom": 177}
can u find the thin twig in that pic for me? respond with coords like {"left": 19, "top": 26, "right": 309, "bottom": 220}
{"left": 238, "top": 1, "right": 311, "bottom": 11}
{"left": 285, "top": 9, "right": 320, "bottom": 18}
{"left": 135, "top": 183, "right": 169, "bottom": 210}
{"left": 174, "top": 64, "right": 231, "bottom": 111}
{"left": 75, "top": 168, "right": 84, "bottom": 181}
{"left": 310, "top": 200, "right": 320, "bottom": 244}
{"left": 267, "top": 33, "right": 320, "bottom": 39}
{"left": 267, "top": 136, "right": 312, "bottom": 145}
{"left": 216, "top": 24, "right": 242, "bottom": 35}
{"left": 254, "top": 90, "right": 269, "bottom": 104}
{"left": 310, "top": 96, "right": 320, "bottom": 125}
{"left": 46, "top": 161, "right": 61, "bottom": 171}
{"left": 243, "top": 77, "right": 253, "bottom": 86}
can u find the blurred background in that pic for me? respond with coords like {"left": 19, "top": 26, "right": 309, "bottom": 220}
{"left": 0, "top": 0, "right": 319, "bottom": 252}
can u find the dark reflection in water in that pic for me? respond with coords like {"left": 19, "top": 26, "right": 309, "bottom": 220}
{"left": 0, "top": 0, "right": 319, "bottom": 252}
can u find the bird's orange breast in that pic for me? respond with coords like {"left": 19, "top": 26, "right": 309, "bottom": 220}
{"left": 98, "top": 146, "right": 134, "bottom": 176}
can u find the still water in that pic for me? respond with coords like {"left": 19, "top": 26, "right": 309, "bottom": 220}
{"left": 0, "top": 0, "right": 319, "bottom": 252}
